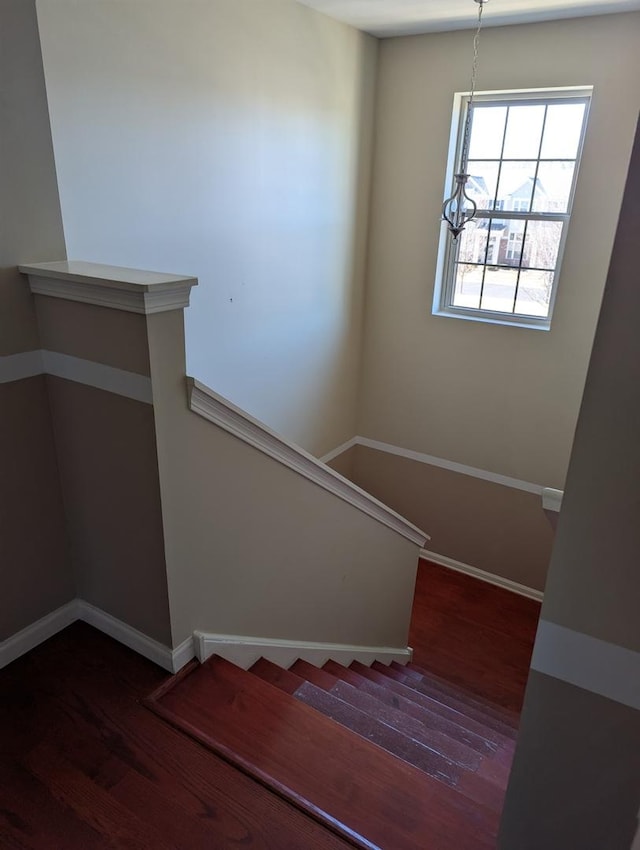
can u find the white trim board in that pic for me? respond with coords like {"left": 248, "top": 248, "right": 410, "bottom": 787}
{"left": 542, "top": 487, "right": 563, "bottom": 512}
{"left": 0, "top": 600, "right": 195, "bottom": 674}
{"left": 0, "top": 600, "right": 80, "bottom": 669}
{"left": 353, "top": 436, "right": 544, "bottom": 495}
{"left": 531, "top": 620, "right": 640, "bottom": 711}
{"left": 319, "top": 437, "right": 358, "bottom": 465}
{"left": 0, "top": 349, "right": 152, "bottom": 404}
{"left": 42, "top": 351, "right": 152, "bottom": 404}
{"left": 77, "top": 602, "right": 193, "bottom": 674}
{"left": 0, "top": 350, "right": 44, "bottom": 384}
{"left": 420, "top": 549, "right": 544, "bottom": 602}
{"left": 188, "top": 378, "right": 429, "bottom": 547}
{"left": 194, "top": 631, "right": 412, "bottom": 670}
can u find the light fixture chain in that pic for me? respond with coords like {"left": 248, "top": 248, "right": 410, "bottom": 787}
{"left": 461, "top": 1, "right": 484, "bottom": 171}
{"left": 441, "top": 0, "right": 487, "bottom": 240}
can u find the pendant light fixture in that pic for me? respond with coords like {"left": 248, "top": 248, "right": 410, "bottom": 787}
{"left": 442, "top": 0, "right": 489, "bottom": 240}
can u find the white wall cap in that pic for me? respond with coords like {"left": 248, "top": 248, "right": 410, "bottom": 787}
{"left": 19, "top": 260, "right": 198, "bottom": 314}
{"left": 542, "top": 487, "right": 564, "bottom": 512}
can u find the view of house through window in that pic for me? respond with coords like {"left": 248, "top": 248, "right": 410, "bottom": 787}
{"left": 436, "top": 90, "right": 591, "bottom": 327}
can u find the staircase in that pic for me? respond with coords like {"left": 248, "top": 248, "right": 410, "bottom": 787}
{"left": 147, "top": 653, "right": 519, "bottom": 849}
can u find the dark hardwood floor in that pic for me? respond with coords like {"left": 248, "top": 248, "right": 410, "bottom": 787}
{"left": 0, "top": 559, "right": 540, "bottom": 848}
{"left": 410, "top": 559, "right": 541, "bottom": 713}
{"left": 0, "top": 622, "right": 354, "bottom": 849}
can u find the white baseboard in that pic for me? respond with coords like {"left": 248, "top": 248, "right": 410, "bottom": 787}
{"left": 0, "top": 599, "right": 196, "bottom": 674}
{"left": 420, "top": 549, "right": 544, "bottom": 602}
{"left": 77, "top": 601, "right": 193, "bottom": 673}
{"left": 170, "top": 636, "right": 197, "bottom": 673}
{"left": 193, "top": 631, "right": 413, "bottom": 670}
{"left": 345, "top": 435, "right": 544, "bottom": 495}
{"left": 319, "top": 437, "right": 358, "bottom": 465}
{"left": 0, "top": 600, "right": 80, "bottom": 669}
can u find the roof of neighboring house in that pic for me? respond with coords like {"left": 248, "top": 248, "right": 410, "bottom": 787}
{"left": 468, "top": 175, "right": 490, "bottom": 196}
{"left": 509, "top": 176, "right": 548, "bottom": 199}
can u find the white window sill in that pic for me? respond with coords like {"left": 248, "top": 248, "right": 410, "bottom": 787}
{"left": 432, "top": 307, "right": 551, "bottom": 332}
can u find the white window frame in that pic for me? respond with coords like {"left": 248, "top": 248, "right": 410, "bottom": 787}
{"left": 432, "top": 86, "right": 592, "bottom": 331}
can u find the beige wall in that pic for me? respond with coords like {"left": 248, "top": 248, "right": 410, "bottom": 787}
{"left": 0, "top": 0, "right": 66, "bottom": 356}
{"left": 0, "top": 376, "right": 73, "bottom": 641}
{"left": 36, "top": 297, "right": 151, "bottom": 376}
{"left": 36, "top": 0, "right": 378, "bottom": 457}
{"left": 32, "top": 296, "right": 173, "bottom": 645}
{"left": 0, "top": 0, "right": 73, "bottom": 639}
{"left": 499, "top": 118, "right": 640, "bottom": 849}
{"left": 45, "top": 376, "right": 171, "bottom": 644}
{"left": 327, "top": 444, "right": 357, "bottom": 480}
{"left": 346, "top": 445, "right": 554, "bottom": 591}
{"left": 539, "top": 113, "right": 640, "bottom": 653}
{"left": 500, "top": 671, "right": 640, "bottom": 850}
{"left": 359, "top": 13, "right": 640, "bottom": 489}
{"left": 146, "top": 309, "right": 420, "bottom": 649}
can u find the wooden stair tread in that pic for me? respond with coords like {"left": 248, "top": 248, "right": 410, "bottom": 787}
{"left": 257, "top": 658, "right": 491, "bottom": 774}
{"left": 350, "top": 661, "right": 514, "bottom": 748}
{"left": 290, "top": 659, "right": 337, "bottom": 689}
{"left": 293, "top": 681, "right": 462, "bottom": 787}
{"left": 375, "top": 664, "right": 517, "bottom": 739}
{"left": 398, "top": 663, "right": 520, "bottom": 729}
{"left": 326, "top": 680, "right": 485, "bottom": 772}
{"left": 324, "top": 661, "right": 499, "bottom": 757}
{"left": 147, "top": 656, "right": 499, "bottom": 850}
{"left": 290, "top": 662, "right": 482, "bottom": 770}
{"left": 323, "top": 659, "right": 367, "bottom": 688}
{"left": 251, "top": 658, "right": 472, "bottom": 786}
{"left": 249, "top": 657, "right": 301, "bottom": 694}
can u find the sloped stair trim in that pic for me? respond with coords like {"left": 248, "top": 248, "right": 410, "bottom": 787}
{"left": 188, "top": 378, "right": 429, "bottom": 547}
{"left": 420, "top": 550, "right": 544, "bottom": 602}
{"left": 194, "top": 630, "right": 412, "bottom": 670}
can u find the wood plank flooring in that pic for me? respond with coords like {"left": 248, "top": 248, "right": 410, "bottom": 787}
{"left": 149, "top": 655, "right": 499, "bottom": 850}
{"left": 0, "top": 559, "right": 540, "bottom": 848}
{"left": 410, "top": 560, "right": 541, "bottom": 713}
{"left": 0, "top": 622, "right": 355, "bottom": 849}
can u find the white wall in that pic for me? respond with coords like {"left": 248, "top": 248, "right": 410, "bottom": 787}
{"left": 359, "top": 13, "right": 640, "bottom": 489}
{"left": 36, "top": 0, "right": 377, "bottom": 456}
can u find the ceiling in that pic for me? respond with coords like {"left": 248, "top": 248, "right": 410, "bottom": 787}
{"left": 296, "top": 0, "right": 640, "bottom": 36}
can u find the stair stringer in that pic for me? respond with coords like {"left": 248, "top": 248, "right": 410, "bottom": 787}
{"left": 194, "top": 630, "right": 412, "bottom": 670}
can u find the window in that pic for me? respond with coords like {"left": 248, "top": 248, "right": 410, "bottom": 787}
{"left": 433, "top": 88, "right": 591, "bottom": 329}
